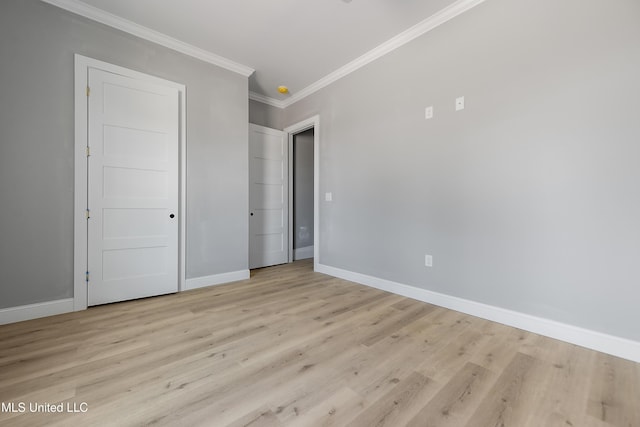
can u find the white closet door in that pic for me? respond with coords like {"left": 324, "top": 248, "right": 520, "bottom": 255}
{"left": 249, "top": 124, "right": 288, "bottom": 269}
{"left": 88, "top": 68, "right": 179, "bottom": 306}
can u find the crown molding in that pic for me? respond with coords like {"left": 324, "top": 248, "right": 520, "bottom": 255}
{"left": 41, "top": 0, "right": 255, "bottom": 77}
{"left": 249, "top": 0, "right": 487, "bottom": 109}
{"left": 43, "top": 0, "right": 486, "bottom": 107}
{"left": 248, "top": 91, "right": 286, "bottom": 109}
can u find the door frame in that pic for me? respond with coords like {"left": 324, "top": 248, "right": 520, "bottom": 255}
{"left": 284, "top": 115, "right": 320, "bottom": 270}
{"left": 73, "top": 54, "right": 187, "bottom": 311}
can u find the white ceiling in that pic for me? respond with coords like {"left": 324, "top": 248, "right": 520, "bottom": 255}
{"left": 55, "top": 0, "right": 467, "bottom": 106}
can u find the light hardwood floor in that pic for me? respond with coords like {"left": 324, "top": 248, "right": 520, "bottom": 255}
{"left": 1, "top": 259, "right": 638, "bottom": 426}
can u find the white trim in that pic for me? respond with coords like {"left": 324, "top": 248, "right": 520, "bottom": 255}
{"left": 178, "top": 73, "right": 188, "bottom": 295}
{"left": 316, "top": 263, "right": 640, "bottom": 363}
{"left": 293, "top": 246, "right": 314, "bottom": 261}
{"left": 284, "top": 116, "right": 320, "bottom": 270}
{"left": 43, "top": 0, "right": 483, "bottom": 108}
{"left": 74, "top": 55, "right": 88, "bottom": 311}
{"left": 287, "top": 134, "right": 294, "bottom": 263}
{"left": 185, "top": 270, "right": 250, "bottom": 291}
{"left": 42, "top": 0, "right": 254, "bottom": 77}
{"left": 74, "top": 54, "right": 187, "bottom": 311}
{"left": 251, "top": 0, "right": 487, "bottom": 109}
{"left": 0, "top": 299, "right": 74, "bottom": 325}
{"left": 249, "top": 92, "right": 286, "bottom": 109}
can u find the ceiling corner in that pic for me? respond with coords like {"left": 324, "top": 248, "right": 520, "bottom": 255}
{"left": 40, "top": 0, "right": 255, "bottom": 77}
{"left": 249, "top": 92, "right": 286, "bottom": 109}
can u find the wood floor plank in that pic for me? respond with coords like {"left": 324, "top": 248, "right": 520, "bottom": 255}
{"left": 464, "top": 351, "right": 537, "bottom": 427}
{"left": 520, "top": 342, "right": 595, "bottom": 427}
{"left": 468, "top": 322, "right": 524, "bottom": 373}
{"left": 361, "top": 303, "right": 436, "bottom": 347}
{"left": 348, "top": 371, "right": 438, "bottom": 427}
{"left": 406, "top": 362, "right": 494, "bottom": 427}
{"left": 285, "top": 386, "right": 363, "bottom": 427}
{"left": 226, "top": 408, "right": 282, "bottom": 427}
{"left": 417, "top": 327, "right": 491, "bottom": 384}
{"left": 0, "top": 259, "right": 638, "bottom": 426}
{"left": 586, "top": 351, "right": 640, "bottom": 427}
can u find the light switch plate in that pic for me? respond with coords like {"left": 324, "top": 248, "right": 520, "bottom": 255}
{"left": 325, "top": 192, "right": 333, "bottom": 202}
{"left": 455, "top": 96, "right": 465, "bottom": 111}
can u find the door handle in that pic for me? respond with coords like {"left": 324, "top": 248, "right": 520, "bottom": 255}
{"left": 170, "top": 214, "right": 175, "bottom": 218}
{"left": 250, "top": 212, "right": 254, "bottom": 216}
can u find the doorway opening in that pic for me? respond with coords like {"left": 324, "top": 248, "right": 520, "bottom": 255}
{"left": 290, "top": 129, "right": 314, "bottom": 261}
{"left": 248, "top": 116, "right": 319, "bottom": 271}
{"left": 285, "top": 116, "right": 320, "bottom": 270}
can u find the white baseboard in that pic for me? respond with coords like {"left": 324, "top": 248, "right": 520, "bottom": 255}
{"left": 294, "top": 246, "right": 314, "bottom": 260}
{"left": 185, "top": 270, "right": 250, "bottom": 291}
{"left": 0, "top": 298, "right": 74, "bottom": 325}
{"left": 0, "top": 271, "right": 250, "bottom": 325}
{"left": 316, "top": 264, "right": 640, "bottom": 363}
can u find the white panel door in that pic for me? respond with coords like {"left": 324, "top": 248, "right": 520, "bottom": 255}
{"left": 249, "top": 124, "right": 288, "bottom": 269}
{"left": 88, "top": 68, "right": 179, "bottom": 306}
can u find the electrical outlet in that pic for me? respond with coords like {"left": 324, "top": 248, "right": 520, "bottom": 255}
{"left": 425, "top": 254, "right": 433, "bottom": 267}
{"left": 425, "top": 106, "right": 433, "bottom": 119}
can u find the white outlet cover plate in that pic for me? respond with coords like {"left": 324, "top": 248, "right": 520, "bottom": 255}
{"left": 425, "top": 106, "right": 433, "bottom": 119}
{"left": 425, "top": 254, "right": 433, "bottom": 267}
{"left": 456, "top": 96, "right": 465, "bottom": 111}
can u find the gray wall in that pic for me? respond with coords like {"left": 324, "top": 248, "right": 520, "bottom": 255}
{"left": 249, "top": 99, "right": 283, "bottom": 130}
{"left": 293, "top": 130, "right": 314, "bottom": 250}
{"left": 0, "top": 0, "right": 248, "bottom": 308}
{"left": 283, "top": 0, "right": 640, "bottom": 341}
